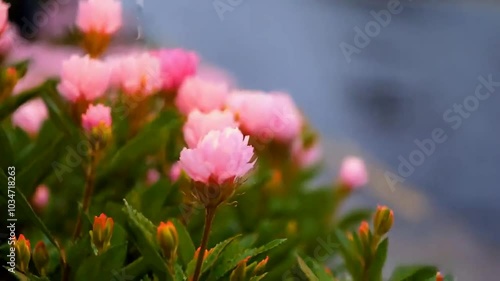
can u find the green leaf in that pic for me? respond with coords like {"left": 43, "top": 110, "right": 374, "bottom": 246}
{"left": 66, "top": 234, "right": 92, "bottom": 269}
{"left": 186, "top": 235, "right": 240, "bottom": 276}
{"left": 119, "top": 257, "right": 149, "bottom": 279}
{"left": 41, "top": 84, "right": 78, "bottom": 137}
{"left": 209, "top": 238, "right": 287, "bottom": 280}
{"left": 100, "top": 110, "right": 180, "bottom": 177}
{"left": 337, "top": 209, "right": 373, "bottom": 229}
{"left": 0, "top": 126, "right": 14, "bottom": 171}
{"left": 249, "top": 273, "right": 268, "bottom": 281}
{"left": 75, "top": 244, "right": 127, "bottom": 281}
{"left": 122, "top": 199, "right": 167, "bottom": 272}
{"left": 389, "top": 265, "right": 438, "bottom": 281}
{"left": 0, "top": 170, "right": 60, "bottom": 252}
{"left": 368, "top": 238, "right": 388, "bottom": 281}
{"left": 296, "top": 255, "right": 319, "bottom": 281}
{"left": 171, "top": 219, "right": 195, "bottom": 267}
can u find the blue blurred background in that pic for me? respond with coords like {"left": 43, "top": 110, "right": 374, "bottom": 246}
{"left": 12, "top": 0, "right": 500, "bottom": 279}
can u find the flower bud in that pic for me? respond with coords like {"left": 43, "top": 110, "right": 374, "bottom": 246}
{"left": 373, "top": 205, "right": 394, "bottom": 236}
{"left": 91, "top": 213, "right": 114, "bottom": 254}
{"left": 339, "top": 156, "right": 368, "bottom": 189}
{"left": 157, "top": 221, "right": 178, "bottom": 261}
{"left": 32, "top": 185, "right": 50, "bottom": 211}
{"left": 0, "top": 66, "right": 17, "bottom": 100}
{"left": 252, "top": 256, "right": 268, "bottom": 276}
{"left": 81, "top": 104, "right": 112, "bottom": 150}
{"left": 33, "top": 241, "right": 49, "bottom": 276}
{"left": 230, "top": 256, "right": 250, "bottom": 281}
{"left": 15, "top": 234, "right": 31, "bottom": 273}
{"left": 193, "top": 246, "right": 210, "bottom": 261}
{"left": 436, "top": 272, "right": 444, "bottom": 281}
{"left": 358, "top": 221, "right": 370, "bottom": 243}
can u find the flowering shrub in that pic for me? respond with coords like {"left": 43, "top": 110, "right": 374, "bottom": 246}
{"left": 0, "top": 1, "right": 453, "bottom": 281}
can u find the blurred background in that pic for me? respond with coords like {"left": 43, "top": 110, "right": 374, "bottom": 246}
{"left": 9, "top": 0, "right": 500, "bottom": 279}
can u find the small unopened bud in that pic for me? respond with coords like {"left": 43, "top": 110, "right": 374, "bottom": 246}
{"left": 33, "top": 241, "right": 49, "bottom": 276}
{"left": 81, "top": 104, "right": 112, "bottom": 151}
{"left": 157, "top": 221, "right": 178, "bottom": 262}
{"left": 0, "top": 67, "right": 18, "bottom": 100}
{"left": 230, "top": 256, "right": 250, "bottom": 281}
{"left": 15, "top": 234, "right": 31, "bottom": 273}
{"left": 91, "top": 213, "right": 114, "bottom": 254}
{"left": 252, "top": 256, "right": 268, "bottom": 276}
{"left": 193, "top": 246, "right": 210, "bottom": 261}
{"left": 358, "top": 221, "right": 370, "bottom": 243}
{"left": 436, "top": 272, "right": 444, "bottom": 281}
{"left": 373, "top": 205, "right": 394, "bottom": 236}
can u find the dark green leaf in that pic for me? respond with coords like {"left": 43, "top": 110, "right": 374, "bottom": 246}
{"left": 75, "top": 244, "right": 127, "bottom": 281}
{"left": 368, "top": 238, "right": 388, "bottom": 281}
{"left": 389, "top": 265, "right": 438, "bottom": 281}
{"left": 171, "top": 219, "right": 195, "bottom": 267}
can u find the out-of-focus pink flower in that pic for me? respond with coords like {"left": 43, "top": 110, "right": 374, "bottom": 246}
{"left": 183, "top": 110, "right": 238, "bottom": 148}
{"left": 175, "top": 77, "right": 229, "bottom": 115}
{"left": 81, "top": 104, "right": 112, "bottom": 133}
{"left": 32, "top": 185, "right": 50, "bottom": 209}
{"left": 146, "top": 169, "right": 160, "bottom": 186}
{"left": 179, "top": 128, "right": 255, "bottom": 185}
{"left": 197, "top": 64, "right": 237, "bottom": 88}
{"left": 12, "top": 99, "right": 48, "bottom": 136}
{"left": 0, "top": 1, "right": 10, "bottom": 36}
{"left": 151, "top": 48, "right": 198, "bottom": 91}
{"left": 227, "top": 91, "right": 302, "bottom": 143}
{"left": 292, "top": 140, "right": 322, "bottom": 168}
{"left": 339, "top": 156, "right": 368, "bottom": 188}
{"left": 169, "top": 162, "right": 182, "bottom": 182}
{"left": 57, "top": 55, "right": 111, "bottom": 102}
{"left": 112, "top": 52, "right": 162, "bottom": 96}
{"left": 0, "top": 27, "right": 14, "bottom": 55}
{"left": 76, "top": 0, "right": 122, "bottom": 35}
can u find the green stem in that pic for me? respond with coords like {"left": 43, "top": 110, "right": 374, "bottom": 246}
{"left": 192, "top": 207, "right": 217, "bottom": 281}
{"left": 72, "top": 151, "right": 96, "bottom": 240}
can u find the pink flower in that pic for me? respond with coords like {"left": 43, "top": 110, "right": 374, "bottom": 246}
{"left": 183, "top": 110, "right": 238, "bottom": 148}
{"left": 227, "top": 91, "right": 302, "bottom": 143}
{"left": 169, "top": 162, "right": 182, "bottom": 182}
{"left": 0, "top": 1, "right": 10, "bottom": 35}
{"left": 339, "top": 156, "right": 368, "bottom": 188}
{"left": 179, "top": 128, "right": 255, "bottom": 185}
{"left": 81, "top": 104, "right": 112, "bottom": 133}
{"left": 175, "top": 77, "right": 229, "bottom": 115}
{"left": 57, "top": 55, "right": 111, "bottom": 102}
{"left": 76, "top": 0, "right": 122, "bottom": 35}
{"left": 112, "top": 53, "right": 162, "bottom": 96}
{"left": 151, "top": 48, "right": 198, "bottom": 91}
{"left": 32, "top": 185, "right": 50, "bottom": 209}
{"left": 12, "top": 99, "right": 48, "bottom": 136}
{"left": 292, "top": 140, "right": 322, "bottom": 168}
{"left": 146, "top": 169, "right": 160, "bottom": 186}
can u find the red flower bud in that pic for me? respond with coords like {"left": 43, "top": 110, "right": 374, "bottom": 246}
{"left": 230, "top": 256, "right": 250, "bottom": 281}
{"left": 15, "top": 234, "right": 31, "bottom": 273}
{"left": 373, "top": 205, "right": 394, "bottom": 236}
{"left": 436, "top": 272, "right": 444, "bottom": 281}
{"left": 157, "top": 221, "right": 178, "bottom": 262}
{"left": 252, "top": 256, "right": 269, "bottom": 276}
{"left": 33, "top": 241, "right": 49, "bottom": 276}
{"left": 91, "top": 213, "right": 114, "bottom": 254}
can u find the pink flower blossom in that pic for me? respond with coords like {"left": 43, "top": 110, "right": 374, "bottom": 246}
{"left": 146, "top": 169, "right": 160, "bottom": 186}
{"left": 0, "top": 1, "right": 10, "bottom": 35}
{"left": 339, "top": 156, "right": 368, "bottom": 188}
{"left": 175, "top": 77, "right": 229, "bottom": 115}
{"left": 183, "top": 110, "right": 238, "bottom": 148}
{"left": 32, "top": 185, "right": 50, "bottom": 209}
{"left": 151, "top": 48, "right": 198, "bottom": 91}
{"left": 76, "top": 0, "right": 122, "bottom": 35}
{"left": 169, "top": 162, "right": 182, "bottom": 182}
{"left": 81, "top": 104, "right": 112, "bottom": 132}
{"left": 179, "top": 128, "right": 255, "bottom": 185}
{"left": 292, "top": 140, "right": 322, "bottom": 168}
{"left": 12, "top": 99, "right": 48, "bottom": 136}
{"left": 57, "top": 55, "right": 111, "bottom": 102}
{"left": 227, "top": 91, "right": 302, "bottom": 143}
{"left": 112, "top": 52, "right": 162, "bottom": 96}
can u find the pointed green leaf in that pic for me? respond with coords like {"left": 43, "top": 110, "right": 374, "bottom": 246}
{"left": 171, "top": 219, "right": 195, "bottom": 267}
{"left": 389, "top": 265, "right": 438, "bottom": 281}
{"left": 296, "top": 255, "right": 319, "bottom": 281}
{"left": 368, "top": 238, "right": 388, "bottom": 281}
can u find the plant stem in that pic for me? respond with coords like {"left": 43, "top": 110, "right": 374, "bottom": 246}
{"left": 192, "top": 207, "right": 217, "bottom": 281}
{"left": 72, "top": 151, "right": 96, "bottom": 240}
